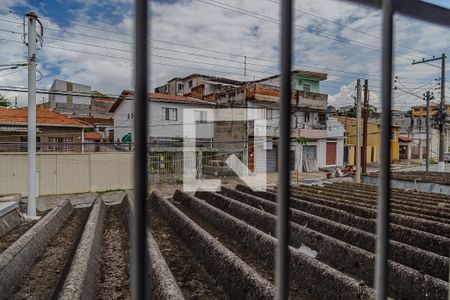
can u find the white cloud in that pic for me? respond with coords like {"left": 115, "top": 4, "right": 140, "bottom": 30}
{"left": 0, "top": 0, "right": 448, "bottom": 109}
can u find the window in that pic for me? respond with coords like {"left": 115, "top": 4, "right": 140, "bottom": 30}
{"left": 304, "top": 112, "right": 310, "bottom": 122}
{"left": 48, "top": 137, "right": 74, "bottom": 152}
{"left": 266, "top": 108, "right": 273, "bottom": 119}
{"left": 177, "top": 83, "right": 184, "bottom": 91}
{"left": 303, "top": 83, "right": 310, "bottom": 93}
{"left": 162, "top": 107, "right": 178, "bottom": 121}
{"left": 318, "top": 113, "right": 327, "bottom": 125}
{"left": 195, "top": 110, "right": 207, "bottom": 123}
{"left": 188, "top": 80, "right": 193, "bottom": 88}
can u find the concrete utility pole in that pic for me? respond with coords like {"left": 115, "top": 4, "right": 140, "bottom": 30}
{"left": 26, "top": 12, "right": 38, "bottom": 217}
{"left": 362, "top": 79, "right": 369, "bottom": 174}
{"left": 424, "top": 91, "right": 434, "bottom": 172}
{"left": 418, "top": 118, "right": 423, "bottom": 160}
{"left": 412, "top": 54, "right": 446, "bottom": 171}
{"left": 355, "top": 79, "right": 362, "bottom": 183}
{"left": 439, "top": 55, "right": 446, "bottom": 172}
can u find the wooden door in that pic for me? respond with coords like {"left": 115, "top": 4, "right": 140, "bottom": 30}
{"left": 248, "top": 140, "right": 254, "bottom": 172}
{"left": 326, "top": 142, "right": 337, "bottom": 165}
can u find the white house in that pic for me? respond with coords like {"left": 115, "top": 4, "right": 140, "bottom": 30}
{"left": 48, "top": 79, "right": 92, "bottom": 117}
{"left": 109, "top": 91, "right": 215, "bottom": 145}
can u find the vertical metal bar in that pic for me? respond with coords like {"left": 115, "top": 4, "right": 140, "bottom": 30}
{"left": 425, "top": 91, "right": 430, "bottom": 172}
{"left": 276, "top": 0, "right": 292, "bottom": 298}
{"left": 438, "top": 54, "right": 445, "bottom": 172}
{"left": 355, "top": 79, "right": 362, "bottom": 183}
{"left": 375, "top": 0, "right": 393, "bottom": 299}
{"left": 132, "top": 0, "right": 149, "bottom": 298}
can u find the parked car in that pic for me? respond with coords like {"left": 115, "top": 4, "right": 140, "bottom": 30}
{"left": 203, "top": 160, "right": 234, "bottom": 177}
{"left": 445, "top": 152, "right": 450, "bottom": 163}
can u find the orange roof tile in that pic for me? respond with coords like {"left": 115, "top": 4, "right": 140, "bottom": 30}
{"left": 76, "top": 117, "right": 113, "bottom": 126}
{"left": 0, "top": 107, "right": 91, "bottom": 128}
{"left": 84, "top": 131, "right": 102, "bottom": 141}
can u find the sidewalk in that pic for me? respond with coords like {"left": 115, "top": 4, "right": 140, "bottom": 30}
{"left": 22, "top": 190, "right": 127, "bottom": 212}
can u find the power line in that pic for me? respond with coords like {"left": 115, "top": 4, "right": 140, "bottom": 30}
{"left": 196, "top": 0, "right": 380, "bottom": 51}
{"left": 266, "top": 0, "right": 435, "bottom": 60}
{"left": 0, "top": 67, "right": 26, "bottom": 78}
{"left": 0, "top": 18, "right": 437, "bottom": 85}
{"left": 0, "top": 33, "right": 434, "bottom": 89}
{"left": 195, "top": 0, "right": 422, "bottom": 63}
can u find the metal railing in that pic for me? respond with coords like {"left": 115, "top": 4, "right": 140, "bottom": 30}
{"left": 132, "top": 0, "right": 449, "bottom": 299}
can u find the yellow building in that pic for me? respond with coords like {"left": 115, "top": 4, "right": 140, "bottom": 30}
{"left": 411, "top": 103, "right": 450, "bottom": 119}
{"left": 337, "top": 116, "right": 399, "bottom": 165}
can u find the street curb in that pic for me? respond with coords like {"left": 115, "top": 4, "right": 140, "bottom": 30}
{"left": 0, "top": 208, "right": 22, "bottom": 238}
{"left": 0, "top": 200, "right": 73, "bottom": 299}
{"left": 58, "top": 196, "right": 106, "bottom": 300}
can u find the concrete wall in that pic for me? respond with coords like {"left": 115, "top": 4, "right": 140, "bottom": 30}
{"left": 0, "top": 153, "right": 133, "bottom": 196}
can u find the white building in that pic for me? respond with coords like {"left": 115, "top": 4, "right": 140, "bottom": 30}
{"left": 48, "top": 79, "right": 91, "bottom": 117}
{"left": 110, "top": 91, "right": 215, "bottom": 145}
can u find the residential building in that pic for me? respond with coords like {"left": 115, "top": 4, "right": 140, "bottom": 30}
{"left": 48, "top": 79, "right": 92, "bottom": 117}
{"left": 155, "top": 73, "right": 244, "bottom": 101}
{"left": 76, "top": 117, "right": 114, "bottom": 141}
{"left": 83, "top": 131, "right": 102, "bottom": 152}
{"left": 90, "top": 94, "right": 116, "bottom": 119}
{"left": 213, "top": 70, "right": 345, "bottom": 173}
{"left": 110, "top": 90, "right": 215, "bottom": 145}
{"left": 391, "top": 109, "right": 412, "bottom": 134}
{"left": 252, "top": 69, "right": 327, "bottom": 93}
{"left": 337, "top": 116, "right": 400, "bottom": 164}
{"left": 409, "top": 103, "right": 450, "bottom": 158}
{"left": 0, "top": 107, "right": 90, "bottom": 152}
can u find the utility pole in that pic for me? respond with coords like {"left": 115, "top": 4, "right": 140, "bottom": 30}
{"left": 244, "top": 55, "right": 247, "bottom": 77}
{"left": 355, "top": 79, "right": 362, "bottom": 183}
{"left": 26, "top": 12, "right": 38, "bottom": 217}
{"left": 418, "top": 118, "right": 423, "bottom": 160}
{"left": 423, "top": 91, "right": 434, "bottom": 172}
{"left": 412, "top": 54, "right": 446, "bottom": 171}
{"left": 362, "top": 79, "right": 369, "bottom": 173}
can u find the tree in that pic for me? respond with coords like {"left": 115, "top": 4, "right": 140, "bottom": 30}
{"left": 0, "top": 95, "right": 11, "bottom": 107}
{"left": 340, "top": 104, "right": 377, "bottom": 118}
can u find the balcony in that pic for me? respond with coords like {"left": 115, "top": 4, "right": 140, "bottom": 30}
{"left": 252, "top": 120, "right": 328, "bottom": 139}
{"left": 245, "top": 84, "right": 328, "bottom": 111}
{"left": 297, "top": 91, "right": 328, "bottom": 110}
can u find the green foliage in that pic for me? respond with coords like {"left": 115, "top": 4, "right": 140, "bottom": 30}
{"left": 340, "top": 104, "right": 377, "bottom": 118}
{"left": 295, "top": 136, "right": 307, "bottom": 145}
{"left": 0, "top": 95, "right": 11, "bottom": 107}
